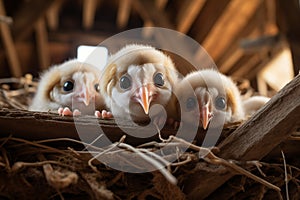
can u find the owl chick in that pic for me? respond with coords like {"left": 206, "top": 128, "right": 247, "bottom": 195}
{"left": 242, "top": 95, "right": 270, "bottom": 117}
{"left": 99, "top": 44, "right": 179, "bottom": 123}
{"left": 29, "top": 59, "right": 107, "bottom": 116}
{"left": 175, "top": 69, "right": 245, "bottom": 129}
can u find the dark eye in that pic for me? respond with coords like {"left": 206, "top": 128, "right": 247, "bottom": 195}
{"left": 94, "top": 83, "right": 100, "bottom": 92}
{"left": 186, "top": 97, "right": 197, "bottom": 111}
{"left": 120, "top": 75, "right": 131, "bottom": 90}
{"left": 63, "top": 80, "right": 74, "bottom": 92}
{"left": 154, "top": 73, "right": 164, "bottom": 87}
{"left": 215, "top": 96, "right": 226, "bottom": 110}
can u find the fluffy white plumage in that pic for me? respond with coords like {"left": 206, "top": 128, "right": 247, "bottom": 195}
{"left": 175, "top": 69, "right": 245, "bottom": 129}
{"left": 100, "top": 44, "right": 179, "bottom": 122}
{"left": 29, "top": 59, "right": 106, "bottom": 116}
{"left": 242, "top": 95, "right": 270, "bottom": 116}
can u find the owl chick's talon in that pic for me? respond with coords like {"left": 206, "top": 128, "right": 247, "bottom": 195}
{"left": 60, "top": 107, "right": 73, "bottom": 116}
{"left": 72, "top": 109, "right": 81, "bottom": 116}
{"left": 94, "top": 110, "right": 113, "bottom": 119}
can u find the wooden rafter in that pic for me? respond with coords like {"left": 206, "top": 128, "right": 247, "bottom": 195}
{"left": 12, "top": 0, "right": 53, "bottom": 40}
{"left": 46, "top": 0, "right": 64, "bottom": 31}
{"left": 195, "top": 0, "right": 262, "bottom": 62}
{"left": 35, "top": 18, "right": 50, "bottom": 70}
{"left": 192, "top": 0, "right": 231, "bottom": 43}
{"left": 217, "top": 4, "right": 265, "bottom": 73}
{"left": 176, "top": 0, "right": 206, "bottom": 34}
{"left": 276, "top": 0, "right": 300, "bottom": 76}
{"left": 82, "top": 0, "right": 99, "bottom": 30}
{"left": 0, "top": 0, "right": 22, "bottom": 77}
{"left": 155, "top": 0, "right": 168, "bottom": 10}
{"left": 117, "top": 0, "right": 132, "bottom": 29}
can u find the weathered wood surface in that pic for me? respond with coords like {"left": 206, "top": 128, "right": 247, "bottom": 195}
{"left": 184, "top": 74, "right": 300, "bottom": 199}
{"left": 0, "top": 107, "right": 237, "bottom": 149}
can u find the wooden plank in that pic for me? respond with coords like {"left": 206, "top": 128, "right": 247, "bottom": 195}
{"left": 82, "top": 0, "right": 98, "bottom": 29}
{"left": 184, "top": 74, "right": 300, "bottom": 199}
{"left": 176, "top": 0, "right": 206, "bottom": 34}
{"left": 117, "top": 0, "right": 132, "bottom": 29}
{"left": 35, "top": 18, "right": 50, "bottom": 70}
{"left": 0, "top": 108, "right": 213, "bottom": 147}
{"left": 12, "top": 0, "right": 53, "bottom": 41}
{"left": 195, "top": 0, "right": 262, "bottom": 62}
{"left": 0, "top": 0, "right": 22, "bottom": 77}
{"left": 276, "top": 0, "right": 300, "bottom": 75}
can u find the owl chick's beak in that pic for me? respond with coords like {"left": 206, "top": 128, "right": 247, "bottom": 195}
{"left": 76, "top": 86, "right": 92, "bottom": 106}
{"left": 135, "top": 85, "right": 156, "bottom": 115}
{"left": 200, "top": 92, "right": 213, "bottom": 130}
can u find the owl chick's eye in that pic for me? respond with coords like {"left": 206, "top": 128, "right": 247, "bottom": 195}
{"left": 94, "top": 83, "right": 100, "bottom": 92}
{"left": 153, "top": 73, "right": 164, "bottom": 87}
{"left": 120, "top": 75, "right": 132, "bottom": 90}
{"left": 215, "top": 96, "right": 226, "bottom": 110}
{"left": 63, "top": 80, "right": 74, "bottom": 92}
{"left": 186, "top": 97, "right": 197, "bottom": 111}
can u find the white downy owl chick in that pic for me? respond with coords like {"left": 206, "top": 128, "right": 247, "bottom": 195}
{"left": 175, "top": 69, "right": 245, "bottom": 129}
{"left": 100, "top": 44, "right": 179, "bottom": 123}
{"left": 29, "top": 59, "right": 106, "bottom": 116}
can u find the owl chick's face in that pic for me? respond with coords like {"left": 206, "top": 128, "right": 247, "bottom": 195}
{"left": 111, "top": 63, "right": 173, "bottom": 119}
{"left": 176, "top": 69, "right": 241, "bottom": 129}
{"left": 50, "top": 71, "right": 102, "bottom": 112}
{"left": 180, "top": 86, "right": 229, "bottom": 129}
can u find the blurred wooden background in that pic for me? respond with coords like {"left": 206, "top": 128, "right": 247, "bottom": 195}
{"left": 0, "top": 0, "right": 299, "bottom": 95}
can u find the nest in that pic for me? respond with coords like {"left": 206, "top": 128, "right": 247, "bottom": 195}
{"left": 0, "top": 75, "right": 299, "bottom": 200}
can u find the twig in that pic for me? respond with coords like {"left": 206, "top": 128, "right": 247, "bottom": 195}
{"left": 82, "top": 134, "right": 104, "bottom": 151}
{"left": 36, "top": 137, "right": 104, "bottom": 151}
{"left": 88, "top": 135, "right": 126, "bottom": 172}
{"left": 281, "top": 150, "right": 290, "bottom": 200}
{"left": 168, "top": 135, "right": 281, "bottom": 192}
{"left": 118, "top": 142, "right": 177, "bottom": 185}
{"left": 11, "top": 160, "right": 75, "bottom": 172}
{"left": 171, "top": 155, "right": 192, "bottom": 166}
{"left": 139, "top": 148, "right": 172, "bottom": 172}
{"left": 1, "top": 137, "right": 69, "bottom": 156}
{"left": 0, "top": 148, "right": 10, "bottom": 171}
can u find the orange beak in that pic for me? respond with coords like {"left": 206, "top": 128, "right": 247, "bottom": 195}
{"left": 200, "top": 104, "right": 211, "bottom": 129}
{"left": 137, "top": 85, "right": 152, "bottom": 114}
{"left": 200, "top": 92, "right": 213, "bottom": 130}
{"left": 77, "top": 86, "right": 91, "bottom": 106}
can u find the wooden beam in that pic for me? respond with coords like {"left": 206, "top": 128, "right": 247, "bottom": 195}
{"left": 276, "top": 0, "right": 300, "bottom": 76}
{"left": 184, "top": 73, "right": 300, "bottom": 199}
{"left": 46, "top": 0, "right": 64, "bottom": 31}
{"left": 0, "top": 0, "right": 22, "bottom": 77}
{"left": 217, "top": 4, "right": 265, "bottom": 73}
{"left": 192, "top": 0, "right": 231, "bottom": 43}
{"left": 131, "top": 0, "right": 173, "bottom": 29}
{"left": 176, "top": 0, "right": 206, "bottom": 34}
{"left": 131, "top": 0, "right": 206, "bottom": 71}
{"left": 35, "top": 18, "right": 50, "bottom": 70}
{"left": 155, "top": 0, "right": 168, "bottom": 10}
{"left": 82, "top": 0, "right": 98, "bottom": 30}
{"left": 232, "top": 42, "right": 284, "bottom": 80}
{"left": 117, "top": 0, "right": 132, "bottom": 29}
{"left": 195, "top": 0, "right": 262, "bottom": 62}
{"left": 12, "top": 0, "right": 53, "bottom": 41}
